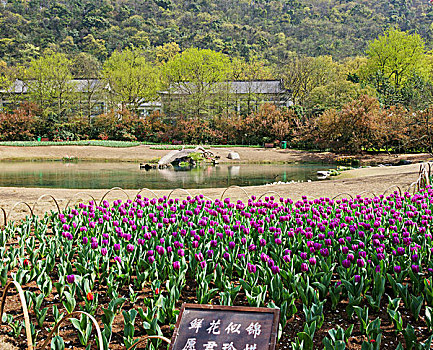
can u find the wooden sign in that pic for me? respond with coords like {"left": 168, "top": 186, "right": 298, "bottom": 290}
{"left": 169, "top": 304, "right": 280, "bottom": 350}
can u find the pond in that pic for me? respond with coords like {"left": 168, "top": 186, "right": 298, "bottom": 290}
{"left": 0, "top": 161, "right": 333, "bottom": 189}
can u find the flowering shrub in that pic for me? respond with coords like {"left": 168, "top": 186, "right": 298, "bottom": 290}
{"left": 241, "top": 103, "right": 296, "bottom": 144}
{"left": 2, "top": 188, "right": 433, "bottom": 347}
{"left": 314, "top": 95, "right": 386, "bottom": 153}
{"left": 164, "top": 116, "right": 224, "bottom": 144}
{"left": 1, "top": 99, "right": 433, "bottom": 154}
{"left": 309, "top": 95, "right": 431, "bottom": 154}
{"left": 92, "top": 108, "right": 140, "bottom": 141}
{"left": 0, "top": 104, "right": 38, "bottom": 141}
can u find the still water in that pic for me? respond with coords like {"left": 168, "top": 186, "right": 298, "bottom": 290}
{"left": 0, "top": 162, "right": 332, "bottom": 189}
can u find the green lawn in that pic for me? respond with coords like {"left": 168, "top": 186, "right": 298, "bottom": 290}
{"left": 0, "top": 141, "right": 261, "bottom": 149}
{"left": 0, "top": 140, "right": 142, "bottom": 147}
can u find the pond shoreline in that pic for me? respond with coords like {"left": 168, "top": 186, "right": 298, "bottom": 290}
{"left": 0, "top": 163, "right": 426, "bottom": 220}
{"left": 0, "top": 144, "right": 431, "bottom": 165}
{"left": 0, "top": 145, "right": 430, "bottom": 220}
{"left": 0, "top": 162, "right": 330, "bottom": 190}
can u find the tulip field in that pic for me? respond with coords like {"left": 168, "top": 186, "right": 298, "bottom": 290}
{"left": 2, "top": 185, "right": 433, "bottom": 349}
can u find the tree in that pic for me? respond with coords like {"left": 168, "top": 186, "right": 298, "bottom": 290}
{"left": 163, "top": 48, "right": 231, "bottom": 118}
{"left": 229, "top": 56, "right": 275, "bottom": 115}
{"left": 71, "top": 53, "right": 106, "bottom": 119}
{"left": 230, "top": 57, "right": 273, "bottom": 81}
{"left": 307, "top": 80, "right": 375, "bottom": 112}
{"left": 26, "top": 51, "right": 74, "bottom": 118}
{"left": 0, "top": 60, "right": 14, "bottom": 92}
{"left": 155, "top": 42, "right": 180, "bottom": 64}
{"left": 315, "top": 95, "right": 391, "bottom": 153}
{"left": 281, "top": 55, "right": 339, "bottom": 107}
{"left": 82, "top": 34, "right": 108, "bottom": 61}
{"left": 0, "top": 61, "right": 25, "bottom": 111}
{"left": 102, "top": 47, "right": 160, "bottom": 113}
{"left": 364, "top": 28, "right": 426, "bottom": 88}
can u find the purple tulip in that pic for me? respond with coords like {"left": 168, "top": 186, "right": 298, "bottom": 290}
{"left": 271, "top": 265, "right": 280, "bottom": 274}
{"left": 194, "top": 253, "right": 204, "bottom": 261}
{"left": 342, "top": 259, "right": 351, "bottom": 268}
{"left": 173, "top": 261, "right": 180, "bottom": 270}
{"left": 267, "top": 259, "right": 275, "bottom": 268}
{"left": 66, "top": 275, "right": 75, "bottom": 284}
{"left": 247, "top": 263, "right": 257, "bottom": 274}
{"left": 301, "top": 263, "right": 309, "bottom": 272}
{"left": 126, "top": 244, "right": 134, "bottom": 252}
{"left": 320, "top": 248, "right": 329, "bottom": 257}
{"left": 101, "top": 248, "right": 108, "bottom": 256}
{"left": 354, "top": 275, "right": 361, "bottom": 283}
{"left": 356, "top": 259, "right": 365, "bottom": 268}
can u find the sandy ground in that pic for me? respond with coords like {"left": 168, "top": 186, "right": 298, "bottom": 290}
{"left": 0, "top": 338, "right": 17, "bottom": 350}
{"left": 0, "top": 144, "right": 431, "bottom": 164}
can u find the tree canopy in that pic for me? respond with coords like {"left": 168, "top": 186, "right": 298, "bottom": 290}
{"left": 102, "top": 48, "right": 160, "bottom": 112}
{"left": 364, "top": 28, "right": 426, "bottom": 88}
{"left": 0, "top": 0, "right": 432, "bottom": 65}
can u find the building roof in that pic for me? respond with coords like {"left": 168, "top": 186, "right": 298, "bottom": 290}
{"left": 1, "top": 79, "right": 107, "bottom": 94}
{"left": 159, "top": 80, "right": 285, "bottom": 95}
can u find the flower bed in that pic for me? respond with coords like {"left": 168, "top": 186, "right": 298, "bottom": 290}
{"left": 1, "top": 189, "right": 433, "bottom": 349}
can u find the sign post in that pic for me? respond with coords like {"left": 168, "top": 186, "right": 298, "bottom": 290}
{"left": 169, "top": 304, "right": 280, "bottom": 350}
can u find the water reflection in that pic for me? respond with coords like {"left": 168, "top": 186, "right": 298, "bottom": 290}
{"left": 0, "top": 161, "right": 332, "bottom": 189}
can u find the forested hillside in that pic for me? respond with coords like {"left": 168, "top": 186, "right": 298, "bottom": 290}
{"left": 1, "top": 0, "right": 432, "bottom": 64}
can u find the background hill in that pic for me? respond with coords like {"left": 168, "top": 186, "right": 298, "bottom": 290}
{"left": 1, "top": 0, "right": 432, "bottom": 64}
